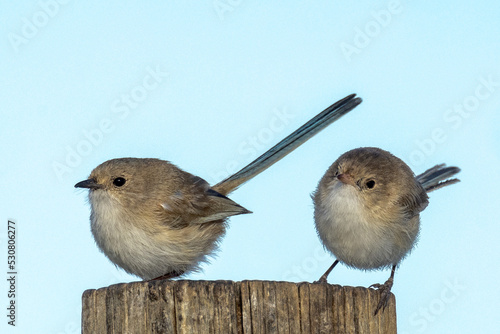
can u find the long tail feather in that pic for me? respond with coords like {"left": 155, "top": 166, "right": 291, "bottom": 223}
{"left": 213, "top": 94, "right": 362, "bottom": 194}
{"left": 417, "top": 164, "right": 461, "bottom": 193}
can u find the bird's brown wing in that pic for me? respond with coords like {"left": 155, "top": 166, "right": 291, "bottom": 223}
{"left": 396, "top": 185, "right": 429, "bottom": 219}
{"left": 158, "top": 174, "right": 251, "bottom": 228}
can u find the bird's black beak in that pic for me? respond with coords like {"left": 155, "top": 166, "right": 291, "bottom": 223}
{"left": 75, "top": 178, "right": 101, "bottom": 189}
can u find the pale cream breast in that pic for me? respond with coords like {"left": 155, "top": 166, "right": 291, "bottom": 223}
{"left": 89, "top": 190, "right": 222, "bottom": 280}
{"left": 315, "top": 180, "right": 416, "bottom": 269}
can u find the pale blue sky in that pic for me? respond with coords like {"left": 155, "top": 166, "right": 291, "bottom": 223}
{"left": 1, "top": 1, "right": 499, "bottom": 333}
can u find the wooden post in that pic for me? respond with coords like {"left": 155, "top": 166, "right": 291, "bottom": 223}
{"left": 82, "top": 280, "right": 396, "bottom": 333}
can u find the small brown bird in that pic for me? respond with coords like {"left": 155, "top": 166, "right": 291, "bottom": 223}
{"left": 313, "top": 147, "right": 460, "bottom": 314}
{"left": 75, "top": 94, "right": 362, "bottom": 280}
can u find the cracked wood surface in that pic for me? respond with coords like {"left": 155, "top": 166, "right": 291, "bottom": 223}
{"left": 82, "top": 280, "right": 396, "bottom": 333}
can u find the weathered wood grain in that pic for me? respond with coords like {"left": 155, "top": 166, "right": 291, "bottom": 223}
{"left": 82, "top": 280, "right": 396, "bottom": 334}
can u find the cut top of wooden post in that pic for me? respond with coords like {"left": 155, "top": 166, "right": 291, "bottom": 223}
{"left": 82, "top": 280, "right": 396, "bottom": 334}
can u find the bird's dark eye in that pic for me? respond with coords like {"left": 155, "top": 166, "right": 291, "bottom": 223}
{"left": 366, "top": 180, "right": 376, "bottom": 189}
{"left": 113, "top": 177, "right": 126, "bottom": 187}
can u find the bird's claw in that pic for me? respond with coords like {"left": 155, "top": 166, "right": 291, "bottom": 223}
{"left": 313, "top": 276, "right": 329, "bottom": 284}
{"left": 370, "top": 277, "right": 394, "bottom": 316}
{"left": 148, "top": 270, "right": 184, "bottom": 281}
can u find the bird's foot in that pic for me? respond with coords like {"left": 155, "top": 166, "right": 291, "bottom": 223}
{"left": 370, "top": 276, "right": 394, "bottom": 316}
{"left": 148, "top": 270, "right": 184, "bottom": 281}
{"left": 313, "top": 275, "right": 329, "bottom": 284}
{"left": 314, "top": 260, "right": 339, "bottom": 284}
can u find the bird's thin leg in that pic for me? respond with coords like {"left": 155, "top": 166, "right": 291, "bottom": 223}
{"left": 148, "top": 270, "right": 185, "bottom": 281}
{"left": 315, "top": 259, "right": 339, "bottom": 283}
{"left": 370, "top": 264, "right": 396, "bottom": 315}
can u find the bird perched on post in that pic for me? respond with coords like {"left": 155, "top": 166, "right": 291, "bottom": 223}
{"left": 312, "top": 147, "right": 460, "bottom": 315}
{"left": 75, "top": 94, "right": 362, "bottom": 281}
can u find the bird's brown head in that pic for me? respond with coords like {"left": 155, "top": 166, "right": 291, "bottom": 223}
{"left": 316, "top": 147, "right": 429, "bottom": 221}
